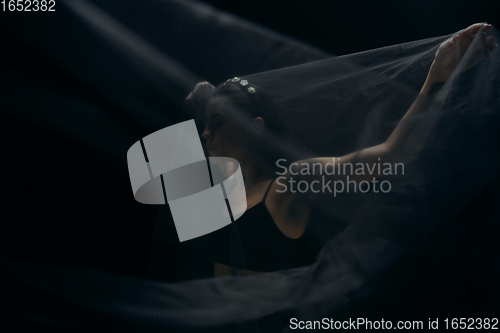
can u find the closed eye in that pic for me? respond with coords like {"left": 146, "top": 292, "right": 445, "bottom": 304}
{"left": 205, "top": 114, "right": 226, "bottom": 128}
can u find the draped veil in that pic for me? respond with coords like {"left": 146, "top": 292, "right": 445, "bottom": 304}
{"left": 2, "top": 0, "right": 499, "bottom": 332}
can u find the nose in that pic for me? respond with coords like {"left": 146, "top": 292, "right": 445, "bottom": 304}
{"left": 202, "top": 126, "right": 213, "bottom": 140}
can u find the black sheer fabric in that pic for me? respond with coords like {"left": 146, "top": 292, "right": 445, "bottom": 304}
{"left": 2, "top": 0, "right": 499, "bottom": 332}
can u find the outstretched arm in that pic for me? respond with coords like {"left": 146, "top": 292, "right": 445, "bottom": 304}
{"left": 291, "top": 23, "right": 496, "bottom": 185}
{"left": 271, "top": 24, "right": 496, "bottom": 240}
{"left": 385, "top": 23, "right": 495, "bottom": 158}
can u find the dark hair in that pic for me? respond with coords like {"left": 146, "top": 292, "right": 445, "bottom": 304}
{"left": 207, "top": 79, "right": 308, "bottom": 176}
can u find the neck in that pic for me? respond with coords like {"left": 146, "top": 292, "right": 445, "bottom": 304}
{"left": 239, "top": 158, "right": 270, "bottom": 188}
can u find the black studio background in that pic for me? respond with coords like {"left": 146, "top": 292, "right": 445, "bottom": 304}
{"left": 1, "top": 0, "right": 499, "bottom": 331}
{"left": 203, "top": 0, "right": 500, "bottom": 56}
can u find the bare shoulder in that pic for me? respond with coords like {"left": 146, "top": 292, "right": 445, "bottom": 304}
{"left": 264, "top": 177, "right": 310, "bottom": 239}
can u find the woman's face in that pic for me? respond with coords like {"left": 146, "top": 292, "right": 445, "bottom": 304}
{"left": 202, "top": 96, "right": 249, "bottom": 161}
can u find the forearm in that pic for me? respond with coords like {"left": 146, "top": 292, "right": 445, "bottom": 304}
{"left": 384, "top": 72, "right": 444, "bottom": 161}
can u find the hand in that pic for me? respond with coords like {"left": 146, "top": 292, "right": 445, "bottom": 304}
{"left": 425, "top": 23, "right": 496, "bottom": 88}
{"left": 185, "top": 81, "right": 215, "bottom": 111}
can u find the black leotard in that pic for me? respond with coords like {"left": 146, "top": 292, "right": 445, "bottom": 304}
{"left": 209, "top": 177, "right": 312, "bottom": 273}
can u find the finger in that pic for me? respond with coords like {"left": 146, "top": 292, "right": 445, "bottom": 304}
{"left": 465, "top": 34, "right": 491, "bottom": 64}
{"left": 449, "top": 35, "right": 466, "bottom": 69}
{"left": 485, "top": 35, "right": 497, "bottom": 48}
{"left": 447, "top": 35, "right": 459, "bottom": 53}
{"left": 492, "top": 40, "right": 499, "bottom": 52}
{"left": 462, "top": 23, "right": 492, "bottom": 37}
{"left": 452, "top": 35, "right": 461, "bottom": 58}
{"left": 436, "top": 35, "right": 456, "bottom": 56}
{"left": 487, "top": 42, "right": 496, "bottom": 59}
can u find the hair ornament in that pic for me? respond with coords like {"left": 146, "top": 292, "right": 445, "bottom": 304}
{"left": 223, "top": 77, "right": 257, "bottom": 94}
